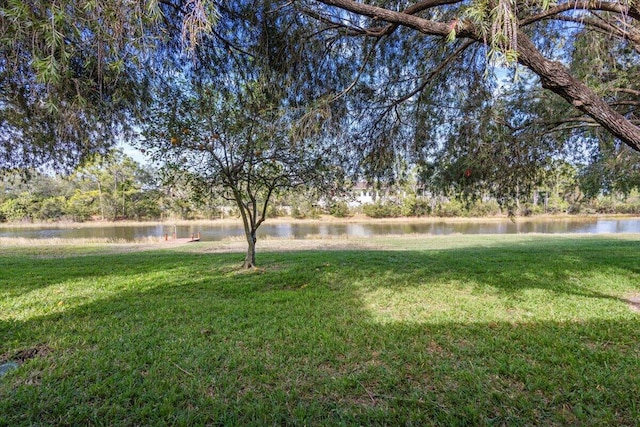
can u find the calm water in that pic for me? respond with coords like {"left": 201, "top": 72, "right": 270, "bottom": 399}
{"left": 2, "top": 218, "right": 640, "bottom": 242}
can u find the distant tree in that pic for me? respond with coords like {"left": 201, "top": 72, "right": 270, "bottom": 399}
{"left": 0, "top": 194, "right": 34, "bottom": 222}
{"left": 37, "top": 196, "right": 67, "bottom": 221}
{"left": 156, "top": 171, "right": 203, "bottom": 220}
{"left": 0, "top": 171, "right": 73, "bottom": 221}
{"left": 65, "top": 189, "right": 98, "bottom": 222}
{"left": 72, "top": 150, "right": 151, "bottom": 220}
{"left": 126, "top": 167, "right": 164, "bottom": 220}
{"left": 579, "top": 141, "right": 640, "bottom": 199}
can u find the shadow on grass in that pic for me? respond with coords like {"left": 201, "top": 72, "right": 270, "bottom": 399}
{"left": 1, "top": 236, "right": 639, "bottom": 425}
{"left": 254, "top": 236, "right": 640, "bottom": 306}
{"left": 0, "top": 250, "right": 223, "bottom": 299}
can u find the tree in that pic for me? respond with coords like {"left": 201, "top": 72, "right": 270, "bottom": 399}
{"left": 1, "top": 0, "right": 359, "bottom": 178}
{"left": 72, "top": 150, "right": 149, "bottom": 221}
{"left": 0, "top": 152, "right": 161, "bottom": 222}
{"left": 0, "top": 170, "right": 73, "bottom": 221}
{"left": 138, "top": 1, "right": 348, "bottom": 267}
{"left": 301, "top": 0, "right": 640, "bottom": 154}
{"left": 144, "top": 80, "right": 343, "bottom": 267}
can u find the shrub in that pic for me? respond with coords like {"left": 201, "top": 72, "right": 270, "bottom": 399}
{"left": 129, "top": 193, "right": 163, "bottom": 220}
{"left": 545, "top": 195, "right": 569, "bottom": 214}
{"left": 0, "top": 194, "right": 37, "bottom": 222}
{"left": 37, "top": 196, "right": 67, "bottom": 221}
{"left": 567, "top": 203, "right": 592, "bottom": 215}
{"left": 520, "top": 203, "right": 543, "bottom": 217}
{"left": 329, "top": 201, "right": 351, "bottom": 218}
{"left": 267, "top": 205, "right": 287, "bottom": 218}
{"left": 468, "top": 200, "right": 501, "bottom": 217}
{"left": 598, "top": 200, "right": 640, "bottom": 215}
{"left": 435, "top": 200, "right": 465, "bottom": 217}
{"left": 362, "top": 201, "right": 402, "bottom": 218}
{"left": 291, "top": 202, "right": 320, "bottom": 219}
{"left": 66, "top": 190, "right": 98, "bottom": 222}
{"left": 401, "top": 196, "right": 431, "bottom": 217}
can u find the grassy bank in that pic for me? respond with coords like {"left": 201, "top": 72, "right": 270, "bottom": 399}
{"left": 1, "top": 235, "right": 639, "bottom": 425}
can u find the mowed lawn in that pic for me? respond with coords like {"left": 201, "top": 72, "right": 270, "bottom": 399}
{"left": 1, "top": 235, "right": 639, "bottom": 426}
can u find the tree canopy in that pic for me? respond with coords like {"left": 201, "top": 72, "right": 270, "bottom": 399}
{"left": 1, "top": 0, "right": 639, "bottom": 200}
{"left": 303, "top": 0, "right": 640, "bottom": 150}
{"left": 0, "top": 0, "right": 164, "bottom": 170}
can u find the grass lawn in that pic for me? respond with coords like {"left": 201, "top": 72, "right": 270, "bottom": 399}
{"left": 1, "top": 234, "right": 639, "bottom": 426}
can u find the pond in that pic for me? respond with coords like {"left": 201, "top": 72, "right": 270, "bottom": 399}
{"left": 2, "top": 217, "right": 640, "bottom": 242}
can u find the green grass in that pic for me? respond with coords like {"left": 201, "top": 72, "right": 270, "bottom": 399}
{"left": 1, "top": 235, "right": 639, "bottom": 426}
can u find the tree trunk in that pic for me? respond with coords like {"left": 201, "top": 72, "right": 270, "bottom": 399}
{"left": 97, "top": 181, "right": 105, "bottom": 221}
{"left": 243, "top": 229, "right": 257, "bottom": 269}
{"left": 114, "top": 175, "right": 118, "bottom": 219}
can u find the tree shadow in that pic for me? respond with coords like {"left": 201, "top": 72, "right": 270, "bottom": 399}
{"left": 1, "top": 237, "right": 639, "bottom": 425}
{"left": 282, "top": 236, "right": 640, "bottom": 304}
{"left": 0, "top": 249, "right": 229, "bottom": 299}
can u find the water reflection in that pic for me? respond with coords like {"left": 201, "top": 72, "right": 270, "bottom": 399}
{"left": 2, "top": 218, "right": 640, "bottom": 242}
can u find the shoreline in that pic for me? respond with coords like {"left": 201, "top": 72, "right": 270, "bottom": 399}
{"left": 2, "top": 232, "right": 640, "bottom": 252}
{"left": 1, "top": 213, "right": 640, "bottom": 229}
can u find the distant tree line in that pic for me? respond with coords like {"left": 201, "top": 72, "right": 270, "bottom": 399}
{"left": 0, "top": 151, "right": 158, "bottom": 222}
{"left": 2, "top": 150, "right": 640, "bottom": 224}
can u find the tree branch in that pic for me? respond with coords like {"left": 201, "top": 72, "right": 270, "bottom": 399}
{"left": 381, "top": 39, "right": 474, "bottom": 109}
{"left": 348, "top": 0, "right": 465, "bottom": 37}
{"left": 316, "top": 0, "right": 472, "bottom": 38}
{"left": 545, "top": 15, "right": 640, "bottom": 48}
{"left": 315, "top": 0, "right": 640, "bottom": 151}
{"left": 613, "top": 88, "right": 640, "bottom": 97}
{"left": 519, "top": 1, "right": 640, "bottom": 27}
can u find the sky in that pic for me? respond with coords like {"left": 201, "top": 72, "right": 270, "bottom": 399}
{"left": 118, "top": 141, "right": 149, "bottom": 166}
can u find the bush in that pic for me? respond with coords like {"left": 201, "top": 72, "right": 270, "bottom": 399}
{"left": 401, "top": 196, "right": 431, "bottom": 217}
{"left": 291, "top": 202, "right": 320, "bottom": 219}
{"left": 468, "top": 200, "right": 501, "bottom": 217}
{"left": 0, "top": 199, "right": 23, "bottom": 222}
{"left": 619, "top": 202, "right": 640, "bottom": 214}
{"left": 0, "top": 194, "right": 37, "bottom": 222}
{"left": 329, "top": 201, "right": 351, "bottom": 218}
{"left": 266, "top": 205, "right": 287, "bottom": 218}
{"left": 362, "top": 201, "right": 402, "bottom": 218}
{"left": 520, "top": 203, "right": 543, "bottom": 217}
{"left": 37, "top": 196, "right": 67, "bottom": 221}
{"left": 66, "top": 190, "right": 98, "bottom": 222}
{"left": 435, "top": 200, "right": 465, "bottom": 217}
{"left": 545, "top": 195, "right": 569, "bottom": 214}
{"left": 566, "top": 203, "right": 595, "bottom": 215}
{"left": 129, "top": 193, "right": 163, "bottom": 220}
